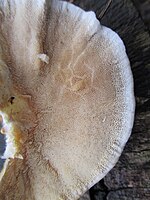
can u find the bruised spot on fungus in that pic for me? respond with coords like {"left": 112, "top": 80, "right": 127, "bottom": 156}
{"left": 8, "top": 96, "right": 15, "bottom": 105}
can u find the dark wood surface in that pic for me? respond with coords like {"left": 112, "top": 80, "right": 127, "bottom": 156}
{"left": 66, "top": 0, "right": 150, "bottom": 199}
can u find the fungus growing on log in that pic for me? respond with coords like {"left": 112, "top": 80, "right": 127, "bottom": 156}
{"left": 0, "top": 0, "right": 135, "bottom": 199}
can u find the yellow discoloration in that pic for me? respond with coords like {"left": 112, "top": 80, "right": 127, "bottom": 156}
{"left": 72, "top": 79, "right": 86, "bottom": 91}
{"left": 0, "top": 93, "right": 33, "bottom": 152}
{"left": 0, "top": 62, "right": 35, "bottom": 159}
{"left": 13, "top": 125, "right": 23, "bottom": 148}
{"left": 3, "top": 95, "right": 29, "bottom": 121}
{"left": 0, "top": 127, "right": 5, "bottom": 134}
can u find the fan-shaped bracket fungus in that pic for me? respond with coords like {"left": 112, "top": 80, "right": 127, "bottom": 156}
{"left": 0, "top": 0, "right": 135, "bottom": 200}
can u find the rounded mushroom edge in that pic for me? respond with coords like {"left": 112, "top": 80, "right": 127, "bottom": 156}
{"left": 0, "top": 0, "right": 135, "bottom": 200}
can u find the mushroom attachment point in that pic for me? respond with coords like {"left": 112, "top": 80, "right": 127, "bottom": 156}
{"left": 0, "top": 0, "right": 135, "bottom": 200}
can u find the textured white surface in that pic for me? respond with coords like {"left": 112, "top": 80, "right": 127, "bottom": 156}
{"left": 0, "top": 0, "right": 135, "bottom": 200}
{"left": 37, "top": 54, "right": 50, "bottom": 64}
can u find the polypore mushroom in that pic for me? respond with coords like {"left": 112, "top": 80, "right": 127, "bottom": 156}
{"left": 0, "top": 0, "right": 135, "bottom": 200}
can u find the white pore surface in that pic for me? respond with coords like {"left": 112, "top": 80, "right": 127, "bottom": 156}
{"left": 0, "top": 1, "right": 135, "bottom": 200}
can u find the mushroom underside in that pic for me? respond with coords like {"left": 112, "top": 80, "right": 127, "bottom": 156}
{"left": 0, "top": 1, "right": 135, "bottom": 200}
